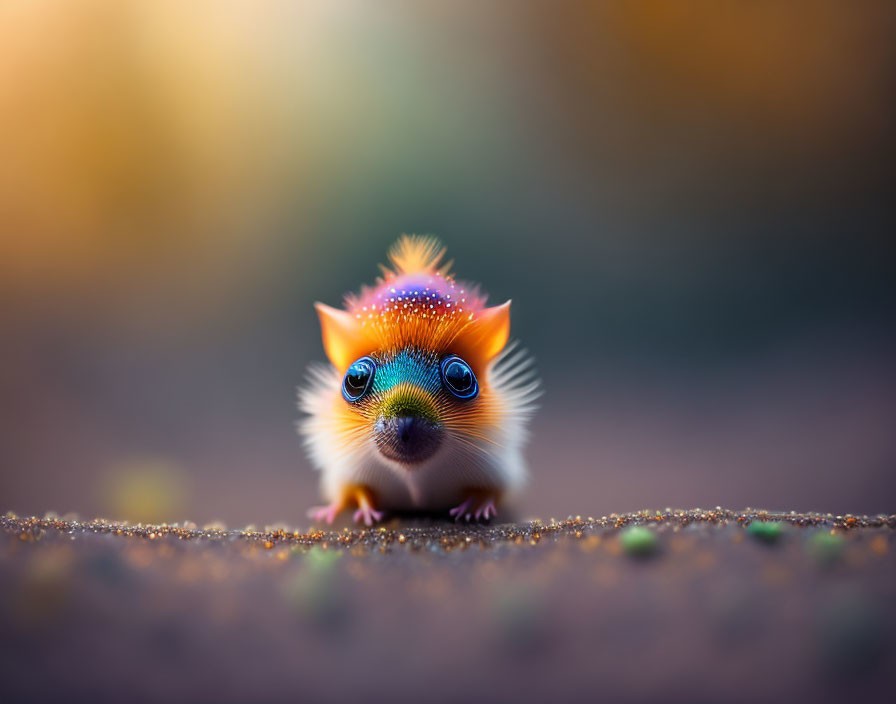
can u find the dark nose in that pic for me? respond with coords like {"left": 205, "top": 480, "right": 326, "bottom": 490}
{"left": 375, "top": 415, "right": 442, "bottom": 465}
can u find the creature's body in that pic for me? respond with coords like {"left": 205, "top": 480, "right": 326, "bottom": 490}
{"left": 299, "top": 236, "right": 538, "bottom": 524}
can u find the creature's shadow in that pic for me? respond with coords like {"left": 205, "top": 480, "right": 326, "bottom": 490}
{"left": 314, "top": 506, "right": 521, "bottom": 529}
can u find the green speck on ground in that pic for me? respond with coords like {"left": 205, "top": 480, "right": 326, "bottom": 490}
{"left": 305, "top": 545, "right": 341, "bottom": 571}
{"left": 748, "top": 520, "right": 785, "bottom": 544}
{"left": 807, "top": 531, "right": 845, "bottom": 565}
{"left": 619, "top": 525, "right": 658, "bottom": 556}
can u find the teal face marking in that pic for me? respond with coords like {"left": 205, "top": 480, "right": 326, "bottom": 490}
{"left": 366, "top": 348, "right": 447, "bottom": 463}
{"left": 358, "top": 348, "right": 443, "bottom": 423}
{"left": 369, "top": 348, "right": 442, "bottom": 397}
{"left": 342, "top": 347, "right": 478, "bottom": 424}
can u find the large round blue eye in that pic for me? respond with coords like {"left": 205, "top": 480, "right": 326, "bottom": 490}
{"left": 342, "top": 356, "right": 375, "bottom": 402}
{"left": 439, "top": 355, "right": 478, "bottom": 399}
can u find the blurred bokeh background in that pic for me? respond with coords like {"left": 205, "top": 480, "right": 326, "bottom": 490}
{"left": 2, "top": 0, "right": 894, "bottom": 526}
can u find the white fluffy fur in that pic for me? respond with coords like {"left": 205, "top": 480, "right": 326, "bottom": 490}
{"left": 298, "top": 342, "right": 540, "bottom": 512}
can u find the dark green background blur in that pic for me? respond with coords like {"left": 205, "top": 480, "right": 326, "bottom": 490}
{"left": 2, "top": 1, "right": 894, "bottom": 524}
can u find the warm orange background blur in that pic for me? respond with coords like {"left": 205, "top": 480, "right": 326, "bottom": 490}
{"left": 2, "top": 1, "right": 894, "bottom": 525}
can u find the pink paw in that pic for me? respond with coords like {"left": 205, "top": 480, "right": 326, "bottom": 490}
{"left": 307, "top": 503, "right": 340, "bottom": 524}
{"left": 449, "top": 497, "right": 498, "bottom": 522}
{"left": 475, "top": 498, "right": 497, "bottom": 521}
{"left": 353, "top": 505, "right": 384, "bottom": 526}
{"left": 449, "top": 497, "right": 473, "bottom": 521}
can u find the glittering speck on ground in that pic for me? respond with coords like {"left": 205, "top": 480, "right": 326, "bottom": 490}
{"left": 1, "top": 509, "right": 894, "bottom": 703}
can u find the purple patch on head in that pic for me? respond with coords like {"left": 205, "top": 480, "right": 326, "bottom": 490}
{"left": 351, "top": 273, "right": 485, "bottom": 319}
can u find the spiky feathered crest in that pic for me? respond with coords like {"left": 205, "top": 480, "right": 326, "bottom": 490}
{"left": 381, "top": 235, "right": 452, "bottom": 279}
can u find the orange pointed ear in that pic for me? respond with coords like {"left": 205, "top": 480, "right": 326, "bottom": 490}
{"left": 453, "top": 300, "right": 511, "bottom": 370}
{"left": 315, "top": 302, "right": 370, "bottom": 371}
{"left": 476, "top": 300, "right": 511, "bottom": 360}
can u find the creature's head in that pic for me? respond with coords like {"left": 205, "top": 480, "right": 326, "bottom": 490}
{"left": 301, "top": 236, "right": 537, "bottom": 479}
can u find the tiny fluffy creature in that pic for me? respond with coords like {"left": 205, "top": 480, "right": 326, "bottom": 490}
{"left": 300, "top": 235, "right": 539, "bottom": 525}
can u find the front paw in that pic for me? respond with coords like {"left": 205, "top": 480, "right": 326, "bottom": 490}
{"left": 351, "top": 485, "right": 385, "bottom": 526}
{"left": 307, "top": 503, "right": 341, "bottom": 525}
{"left": 449, "top": 495, "right": 498, "bottom": 522}
{"left": 307, "top": 485, "right": 384, "bottom": 526}
{"left": 352, "top": 505, "right": 385, "bottom": 526}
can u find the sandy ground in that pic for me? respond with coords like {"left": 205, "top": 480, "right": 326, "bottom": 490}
{"left": 1, "top": 509, "right": 894, "bottom": 703}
